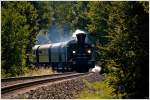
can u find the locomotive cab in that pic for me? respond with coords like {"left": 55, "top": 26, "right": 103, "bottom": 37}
{"left": 67, "top": 33, "right": 95, "bottom": 72}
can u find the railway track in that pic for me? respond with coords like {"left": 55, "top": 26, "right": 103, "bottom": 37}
{"left": 1, "top": 72, "right": 91, "bottom": 99}
{"left": 2, "top": 72, "right": 74, "bottom": 88}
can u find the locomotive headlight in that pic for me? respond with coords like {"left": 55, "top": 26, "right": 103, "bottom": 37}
{"left": 87, "top": 49, "right": 91, "bottom": 54}
{"left": 73, "top": 50, "right": 76, "bottom": 54}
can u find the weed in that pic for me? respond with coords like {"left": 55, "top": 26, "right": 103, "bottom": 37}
{"left": 79, "top": 80, "right": 125, "bottom": 99}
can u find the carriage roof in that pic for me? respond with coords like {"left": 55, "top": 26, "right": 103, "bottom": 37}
{"left": 32, "top": 41, "right": 71, "bottom": 50}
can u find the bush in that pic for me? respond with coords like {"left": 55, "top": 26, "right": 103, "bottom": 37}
{"left": 78, "top": 79, "right": 126, "bottom": 99}
{"left": 1, "top": 68, "right": 11, "bottom": 78}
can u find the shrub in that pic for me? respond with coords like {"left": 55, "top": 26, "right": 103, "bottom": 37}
{"left": 79, "top": 79, "right": 126, "bottom": 99}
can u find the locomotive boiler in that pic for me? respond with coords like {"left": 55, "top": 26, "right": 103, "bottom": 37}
{"left": 32, "top": 32, "right": 95, "bottom": 72}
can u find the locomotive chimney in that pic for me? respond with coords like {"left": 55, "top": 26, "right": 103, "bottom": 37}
{"left": 76, "top": 33, "right": 86, "bottom": 45}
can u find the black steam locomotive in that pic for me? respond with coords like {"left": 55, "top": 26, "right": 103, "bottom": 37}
{"left": 31, "top": 32, "right": 95, "bottom": 72}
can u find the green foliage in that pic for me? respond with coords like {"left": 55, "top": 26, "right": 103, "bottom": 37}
{"left": 2, "top": 2, "right": 31, "bottom": 76}
{"left": 95, "top": 1, "right": 149, "bottom": 98}
{"left": 140, "top": 1, "right": 149, "bottom": 13}
{"left": 79, "top": 80, "right": 125, "bottom": 99}
{"left": 1, "top": 1, "right": 51, "bottom": 77}
{"left": 1, "top": 68, "right": 11, "bottom": 78}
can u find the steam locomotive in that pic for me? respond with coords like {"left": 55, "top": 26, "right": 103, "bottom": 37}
{"left": 31, "top": 32, "right": 95, "bottom": 72}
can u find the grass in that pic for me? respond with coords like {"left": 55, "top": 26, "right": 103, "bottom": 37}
{"left": 1, "top": 69, "right": 12, "bottom": 78}
{"left": 23, "top": 67, "right": 54, "bottom": 77}
{"left": 1, "top": 67, "right": 54, "bottom": 78}
{"left": 78, "top": 80, "right": 124, "bottom": 99}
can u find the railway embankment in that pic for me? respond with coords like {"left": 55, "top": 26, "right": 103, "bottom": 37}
{"left": 15, "top": 72, "right": 103, "bottom": 99}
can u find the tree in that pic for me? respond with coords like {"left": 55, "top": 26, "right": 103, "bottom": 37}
{"left": 90, "top": 1, "right": 149, "bottom": 98}
{"left": 1, "top": 1, "right": 52, "bottom": 76}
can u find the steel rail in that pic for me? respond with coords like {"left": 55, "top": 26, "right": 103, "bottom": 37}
{"left": 1, "top": 72, "right": 90, "bottom": 94}
{"left": 1, "top": 72, "right": 76, "bottom": 88}
{"left": 2, "top": 72, "right": 73, "bottom": 82}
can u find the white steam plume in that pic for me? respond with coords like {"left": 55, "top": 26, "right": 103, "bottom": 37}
{"left": 72, "top": 29, "right": 86, "bottom": 37}
{"left": 91, "top": 65, "right": 101, "bottom": 73}
{"left": 72, "top": 29, "right": 87, "bottom": 40}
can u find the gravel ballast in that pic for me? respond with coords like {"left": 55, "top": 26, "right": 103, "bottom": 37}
{"left": 16, "top": 72, "right": 103, "bottom": 99}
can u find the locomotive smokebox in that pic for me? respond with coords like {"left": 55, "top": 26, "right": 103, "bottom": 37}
{"left": 76, "top": 33, "right": 86, "bottom": 45}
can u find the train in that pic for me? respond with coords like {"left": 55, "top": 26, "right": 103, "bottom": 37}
{"left": 31, "top": 31, "right": 95, "bottom": 72}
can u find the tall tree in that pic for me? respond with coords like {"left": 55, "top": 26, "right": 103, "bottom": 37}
{"left": 89, "top": 1, "right": 149, "bottom": 98}
{"left": 1, "top": 1, "right": 51, "bottom": 76}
